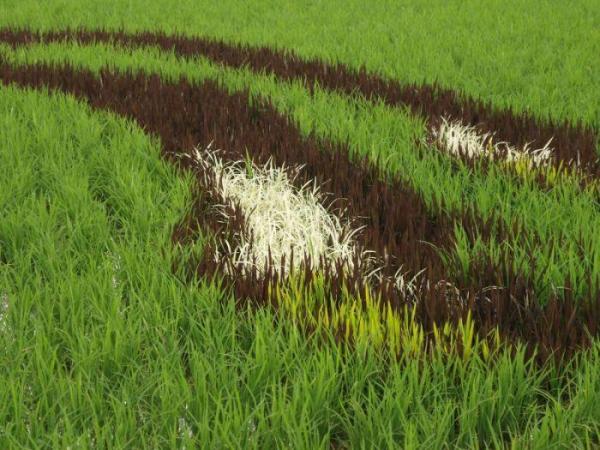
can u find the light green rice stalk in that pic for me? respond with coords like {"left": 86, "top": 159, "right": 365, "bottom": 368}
{"left": 433, "top": 117, "right": 554, "bottom": 168}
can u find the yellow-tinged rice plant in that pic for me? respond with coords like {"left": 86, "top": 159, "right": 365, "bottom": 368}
{"left": 270, "top": 272, "right": 503, "bottom": 362}
{"left": 505, "top": 157, "right": 566, "bottom": 187}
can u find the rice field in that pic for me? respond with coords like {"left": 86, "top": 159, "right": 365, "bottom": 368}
{"left": 1, "top": 1, "right": 599, "bottom": 448}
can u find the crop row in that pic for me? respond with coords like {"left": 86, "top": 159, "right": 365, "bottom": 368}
{"left": 1, "top": 34, "right": 598, "bottom": 361}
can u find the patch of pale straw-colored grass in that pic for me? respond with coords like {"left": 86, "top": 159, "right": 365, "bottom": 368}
{"left": 433, "top": 117, "right": 553, "bottom": 168}
{"left": 189, "top": 146, "right": 363, "bottom": 276}
{"left": 0, "top": 292, "right": 9, "bottom": 334}
{"left": 186, "top": 145, "right": 422, "bottom": 296}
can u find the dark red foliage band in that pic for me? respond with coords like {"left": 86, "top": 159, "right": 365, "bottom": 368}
{"left": 0, "top": 56, "right": 598, "bottom": 363}
{"left": 0, "top": 27, "right": 597, "bottom": 178}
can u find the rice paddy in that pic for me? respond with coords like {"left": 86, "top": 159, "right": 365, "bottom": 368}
{"left": 1, "top": 1, "right": 600, "bottom": 448}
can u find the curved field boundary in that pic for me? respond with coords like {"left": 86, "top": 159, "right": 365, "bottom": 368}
{"left": 1, "top": 58, "right": 598, "bottom": 362}
{"left": 0, "top": 28, "right": 598, "bottom": 179}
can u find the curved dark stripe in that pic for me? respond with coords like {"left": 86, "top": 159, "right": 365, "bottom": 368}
{"left": 0, "top": 58, "right": 450, "bottom": 289}
{"left": 0, "top": 27, "right": 598, "bottom": 178}
{"left": 1, "top": 59, "right": 598, "bottom": 363}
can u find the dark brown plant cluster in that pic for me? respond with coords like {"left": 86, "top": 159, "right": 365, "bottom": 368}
{"left": 0, "top": 27, "right": 597, "bottom": 180}
{"left": 0, "top": 57, "right": 598, "bottom": 363}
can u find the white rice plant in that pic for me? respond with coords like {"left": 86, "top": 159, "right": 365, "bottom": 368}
{"left": 0, "top": 292, "right": 8, "bottom": 333}
{"left": 184, "top": 145, "right": 450, "bottom": 300}
{"left": 433, "top": 117, "right": 554, "bottom": 168}
{"left": 188, "top": 146, "right": 365, "bottom": 277}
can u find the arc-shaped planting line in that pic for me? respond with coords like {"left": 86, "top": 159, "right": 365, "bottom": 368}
{"left": 1, "top": 57, "right": 598, "bottom": 362}
{"left": 0, "top": 28, "right": 597, "bottom": 179}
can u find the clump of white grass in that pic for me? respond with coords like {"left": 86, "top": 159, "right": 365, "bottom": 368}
{"left": 0, "top": 292, "right": 8, "bottom": 333}
{"left": 183, "top": 144, "right": 506, "bottom": 304}
{"left": 177, "top": 404, "right": 194, "bottom": 448}
{"left": 188, "top": 146, "right": 365, "bottom": 278}
{"left": 104, "top": 251, "right": 122, "bottom": 290}
{"left": 433, "top": 117, "right": 554, "bottom": 168}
